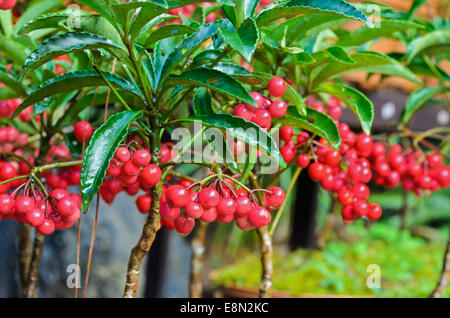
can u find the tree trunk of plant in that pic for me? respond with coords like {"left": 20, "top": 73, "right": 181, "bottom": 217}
{"left": 257, "top": 227, "right": 273, "bottom": 298}
{"left": 19, "top": 224, "right": 33, "bottom": 295}
{"left": 24, "top": 232, "right": 45, "bottom": 298}
{"left": 430, "top": 236, "right": 450, "bottom": 298}
{"left": 123, "top": 184, "right": 162, "bottom": 298}
{"left": 189, "top": 221, "right": 208, "bottom": 298}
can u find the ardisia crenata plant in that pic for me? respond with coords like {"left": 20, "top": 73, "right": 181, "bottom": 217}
{"left": 0, "top": 0, "right": 448, "bottom": 298}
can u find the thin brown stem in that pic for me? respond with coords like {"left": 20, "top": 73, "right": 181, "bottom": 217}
{"left": 83, "top": 194, "right": 100, "bottom": 298}
{"left": 24, "top": 232, "right": 45, "bottom": 298}
{"left": 256, "top": 227, "right": 273, "bottom": 298}
{"left": 430, "top": 235, "right": 450, "bottom": 298}
{"left": 189, "top": 221, "right": 208, "bottom": 298}
{"left": 74, "top": 214, "right": 82, "bottom": 298}
{"left": 18, "top": 224, "right": 33, "bottom": 295}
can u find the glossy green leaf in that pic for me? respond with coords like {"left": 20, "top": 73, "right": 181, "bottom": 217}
{"left": 0, "top": 69, "right": 28, "bottom": 97}
{"left": 0, "top": 35, "right": 27, "bottom": 65}
{"left": 407, "top": 30, "right": 450, "bottom": 62}
{"left": 218, "top": 17, "right": 259, "bottom": 63}
{"left": 172, "top": 113, "right": 286, "bottom": 167}
{"left": 0, "top": 10, "right": 13, "bottom": 37}
{"left": 325, "top": 46, "right": 355, "bottom": 64}
{"left": 166, "top": 67, "right": 257, "bottom": 106}
{"left": 400, "top": 85, "right": 450, "bottom": 124}
{"left": 213, "top": 62, "right": 266, "bottom": 87}
{"left": 337, "top": 20, "right": 422, "bottom": 47}
{"left": 18, "top": 12, "right": 69, "bottom": 34}
{"left": 81, "top": 110, "right": 143, "bottom": 212}
{"left": 313, "top": 83, "right": 373, "bottom": 134}
{"left": 193, "top": 87, "right": 214, "bottom": 115}
{"left": 12, "top": 71, "right": 142, "bottom": 118}
{"left": 311, "top": 51, "right": 421, "bottom": 86}
{"left": 14, "top": 0, "right": 64, "bottom": 32}
{"left": 408, "top": 62, "right": 450, "bottom": 82}
{"left": 144, "top": 24, "right": 195, "bottom": 47}
{"left": 76, "top": 0, "right": 120, "bottom": 30}
{"left": 273, "top": 106, "right": 341, "bottom": 149}
{"left": 257, "top": 0, "right": 373, "bottom": 27}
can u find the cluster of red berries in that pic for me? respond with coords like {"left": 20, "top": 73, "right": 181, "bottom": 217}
{"left": 278, "top": 97, "right": 383, "bottom": 224}
{"left": 0, "top": 188, "right": 82, "bottom": 235}
{"left": 233, "top": 77, "right": 288, "bottom": 130}
{"left": 0, "top": 98, "right": 34, "bottom": 122}
{"left": 370, "top": 144, "right": 449, "bottom": 194}
{"left": 138, "top": 176, "right": 285, "bottom": 235}
{"left": 99, "top": 140, "right": 176, "bottom": 205}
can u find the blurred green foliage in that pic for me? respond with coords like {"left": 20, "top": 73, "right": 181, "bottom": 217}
{"left": 211, "top": 221, "right": 450, "bottom": 297}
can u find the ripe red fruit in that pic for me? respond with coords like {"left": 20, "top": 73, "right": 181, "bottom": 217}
{"left": 185, "top": 202, "right": 204, "bottom": 219}
{"left": 265, "top": 186, "right": 285, "bottom": 208}
{"left": 26, "top": 209, "right": 45, "bottom": 227}
{"left": 280, "top": 144, "right": 296, "bottom": 163}
{"left": 268, "top": 77, "right": 287, "bottom": 97}
{"left": 308, "top": 163, "right": 326, "bottom": 181}
{"left": 279, "top": 125, "right": 294, "bottom": 142}
{"left": 352, "top": 183, "right": 370, "bottom": 199}
{"left": 324, "top": 150, "right": 341, "bottom": 167}
{"left": 296, "top": 154, "right": 310, "bottom": 168}
{"left": 341, "top": 205, "right": 356, "bottom": 222}
{"left": 375, "top": 161, "right": 390, "bottom": 177}
{"left": 132, "top": 150, "right": 151, "bottom": 167}
{"left": 115, "top": 147, "right": 131, "bottom": 162}
{"left": 217, "top": 197, "right": 237, "bottom": 215}
{"left": 233, "top": 104, "right": 254, "bottom": 121}
{"left": 249, "top": 92, "right": 265, "bottom": 109}
{"left": 37, "top": 219, "right": 56, "bottom": 235}
{"left": 328, "top": 106, "right": 342, "bottom": 120}
{"left": 74, "top": 121, "right": 93, "bottom": 143}
{"left": 235, "top": 196, "right": 252, "bottom": 217}
{"left": 57, "top": 197, "right": 77, "bottom": 217}
{"left": 247, "top": 206, "right": 271, "bottom": 227}
{"left": 338, "top": 188, "right": 354, "bottom": 206}
{"left": 140, "top": 164, "right": 161, "bottom": 186}
{"left": 136, "top": 195, "right": 151, "bottom": 214}
{"left": 121, "top": 160, "right": 141, "bottom": 176}
{"left": 166, "top": 185, "right": 189, "bottom": 208}
{"left": 355, "top": 133, "right": 373, "bottom": 154}
{"left": 198, "top": 188, "right": 220, "bottom": 208}
{"left": 235, "top": 217, "right": 255, "bottom": 231}
{"left": 371, "top": 142, "right": 386, "bottom": 157}
{"left": 200, "top": 207, "right": 217, "bottom": 223}
{"left": 174, "top": 215, "right": 195, "bottom": 235}
{"left": 427, "top": 153, "right": 442, "bottom": 168}
{"left": 0, "top": 194, "right": 14, "bottom": 214}
{"left": 15, "top": 196, "right": 35, "bottom": 215}
{"left": 388, "top": 153, "right": 406, "bottom": 171}
{"left": 0, "top": 162, "right": 16, "bottom": 180}
{"left": 252, "top": 109, "right": 272, "bottom": 128}
{"left": 160, "top": 201, "right": 181, "bottom": 220}
{"left": 353, "top": 200, "right": 369, "bottom": 217}
{"left": 367, "top": 203, "right": 382, "bottom": 220}
{"left": 269, "top": 100, "right": 287, "bottom": 118}
{"left": 51, "top": 188, "right": 68, "bottom": 200}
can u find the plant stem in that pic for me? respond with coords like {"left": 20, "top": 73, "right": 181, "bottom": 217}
{"left": 430, "top": 234, "right": 450, "bottom": 298}
{"left": 83, "top": 194, "right": 100, "bottom": 298}
{"left": 256, "top": 227, "right": 273, "bottom": 298}
{"left": 24, "top": 233, "right": 44, "bottom": 298}
{"left": 189, "top": 221, "right": 208, "bottom": 298}
{"left": 18, "top": 224, "right": 33, "bottom": 295}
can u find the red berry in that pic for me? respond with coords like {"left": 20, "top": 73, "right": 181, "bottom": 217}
{"left": 352, "top": 183, "right": 370, "bottom": 199}
{"left": 279, "top": 126, "right": 294, "bottom": 142}
{"left": 185, "top": 202, "right": 204, "bottom": 219}
{"left": 200, "top": 207, "right": 217, "bottom": 223}
{"left": 121, "top": 160, "right": 141, "bottom": 176}
{"left": 62, "top": 208, "right": 81, "bottom": 224}
{"left": 280, "top": 145, "right": 296, "bottom": 163}
{"left": 217, "top": 197, "right": 237, "bottom": 215}
{"left": 235, "top": 217, "right": 255, "bottom": 231}
{"left": 355, "top": 133, "right": 373, "bottom": 154}
{"left": 268, "top": 77, "right": 287, "bottom": 97}
{"left": 26, "top": 209, "right": 45, "bottom": 227}
{"left": 353, "top": 200, "right": 369, "bottom": 217}
{"left": 324, "top": 150, "right": 341, "bottom": 167}
{"left": 115, "top": 147, "right": 131, "bottom": 162}
{"left": 174, "top": 215, "right": 195, "bottom": 235}
{"left": 341, "top": 205, "right": 356, "bottom": 222}
{"left": 367, "top": 203, "right": 382, "bottom": 220}
{"left": 247, "top": 206, "right": 271, "bottom": 227}
{"left": 338, "top": 188, "right": 354, "bottom": 206}
{"left": 74, "top": 121, "right": 93, "bottom": 143}
{"left": 249, "top": 92, "right": 265, "bottom": 109}
{"left": 252, "top": 109, "right": 272, "bottom": 128}
{"left": 265, "top": 186, "right": 285, "bottom": 208}
{"left": 160, "top": 201, "right": 181, "bottom": 220}
{"left": 198, "top": 188, "right": 220, "bottom": 208}
{"left": 136, "top": 195, "right": 151, "bottom": 214}
{"left": 0, "top": 162, "right": 16, "bottom": 180}
{"left": 269, "top": 100, "right": 287, "bottom": 118}
{"left": 235, "top": 196, "right": 252, "bottom": 217}
{"left": 296, "top": 154, "right": 310, "bottom": 168}
{"left": 140, "top": 164, "right": 161, "bottom": 187}
{"left": 166, "top": 185, "right": 189, "bottom": 208}
{"left": 132, "top": 150, "right": 151, "bottom": 167}
{"left": 308, "top": 163, "right": 326, "bottom": 181}
{"left": 37, "top": 219, "right": 56, "bottom": 235}
{"left": 427, "top": 153, "right": 442, "bottom": 168}
{"left": 57, "top": 197, "right": 77, "bottom": 217}
{"left": 15, "top": 196, "right": 35, "bottom": 216}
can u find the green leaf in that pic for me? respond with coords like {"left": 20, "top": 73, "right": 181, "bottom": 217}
{"left": 407, "top": 30, "right": 450, "bottom": 62}
{"left": 273, "top": 106, "right": 341, "bottom": 149}
{"left": 218, "top": 17, "right": 259, "bottom": 63}
{"left": 283, "top": 83, "right": 307, "bottom": 116}
{"left": 213, "top": 62, "right": 266, "bottom": 87}
{"left": 325, "top": 46, "right": 355, "bottom": 64}
{"left": 337, "top": 20, "right": 422, "bottom": 47}
{"left": 313, "top": 83, "right": 374, "bottom": 134}
{"left": 0, "top": 9, "right": 13, "bottom": 37}
{"left": 173, "top": 113, "right": 286, "bottom": 167}
{"left": 193, "top": 87, "right": 214, "bottom": 115}
{"left": 0, "top": 35, "right": 28, "bottom": 65}
{"left": 311, "top": 51, "right": 421, "bottom": 86}
{"left": 0, "top": 69, "right": 28, "bottom": 97}
{"left": 0, "top": 87, "right": 19, "bottom": 101}
{"left": 408, "top": 0, "right": 426, "bottom": 19}
{"left": 76, "top": 0, "right": 120, "bottom": 30}
{"left": 166, "top": 67, "right": 257, "bottom": 106}
{"left": 22, "top": 32, "right": 125, "bottom": 76}
{"left": 224, "top": 0, "right": 261, "bottom": 27}
{"left": 18, "top": 12, "right": 71, "bottom": 34}
{"left": 257, "top": 0, "right": 373, "bottom": 27}
{"left": 400, "top": 85, "right": 450, "bottom": 124}
{"left": 408, "top": 62, "right": 450, "bottom": 82}
{"left": 14, "top": 0, "right": 64, "bottom": 32}
{"left": 12, "top": 71, "right": 142, "bottom": 118}
{"left": 81, "top": 110, "right": 143, "bottom": 212}
{"left": 143, "top": 24, "right": 195, "bottom": 47}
